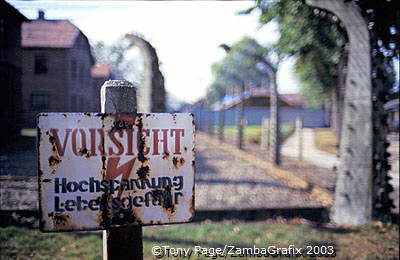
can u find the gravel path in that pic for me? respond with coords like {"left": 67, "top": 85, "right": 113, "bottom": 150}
{"left": 195, "top": 133, "right": 328, "bottom": 211}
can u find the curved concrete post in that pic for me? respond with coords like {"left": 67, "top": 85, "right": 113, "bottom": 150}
{"left": 125, "top": 34, "right": 166, "bottom": 113}
{"left": 267, "top": 67, "right": 280, "bottom": 165}
{"left": 306, "top": 0, "right": 372, "bottom": 224}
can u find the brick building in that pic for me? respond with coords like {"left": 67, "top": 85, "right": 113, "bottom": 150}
{"left": 21, "top": 12, "right": 95, "bottom": 127}
{"left": 0, "top": 1, "right": 29, "bottom": 149}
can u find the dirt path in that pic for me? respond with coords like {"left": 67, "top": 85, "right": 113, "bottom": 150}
{"left": 195, "top": 133, "right": 333, "bottom": 211}
{"left": 281, "top": 128, "right": 339, "bottom": 169}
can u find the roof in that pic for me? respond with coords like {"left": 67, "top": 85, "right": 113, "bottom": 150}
{"left": 21, "top": 20, "right": 80, "bottom": 48}
{"left": 91, "top": 64, "right": 112, "bottom": 78}
{"left": 1, "top": 1, "right": 29, "bottom": 22}
{"left": 279, "top": 93, "right": 305, "bottom": 107}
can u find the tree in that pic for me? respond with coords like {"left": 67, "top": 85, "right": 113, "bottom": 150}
{"left": 207, "top": 37, "right": 281, "bottom": 164}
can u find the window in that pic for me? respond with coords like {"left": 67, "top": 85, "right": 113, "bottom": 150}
{"left": 31, "top": 93, "right": 49, "bottom": 110}
{"left": 34, "top": 55, "right": 48, "bottom": 74}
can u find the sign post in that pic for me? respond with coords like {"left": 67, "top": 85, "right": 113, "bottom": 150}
{"left": 101, "top": 80, "right": 142, "bottom": 260}
{"left": 37, "top": 80, "right": 195, "bottom": 259}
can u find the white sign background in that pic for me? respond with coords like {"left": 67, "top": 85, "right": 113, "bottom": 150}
{"left": 38, "top": 113, "right": 195, "bottom": 231}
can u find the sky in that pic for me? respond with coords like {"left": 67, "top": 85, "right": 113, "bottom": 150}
{"left": 8, "top": 0, "right": 300, "bottom": 104}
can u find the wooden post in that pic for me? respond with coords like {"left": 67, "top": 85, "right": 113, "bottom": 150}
{"left": 296, "top": 116, "right": 303, "bottom": 160}
{"left": 101, "top": 80, "right": 143, "bottom": 260}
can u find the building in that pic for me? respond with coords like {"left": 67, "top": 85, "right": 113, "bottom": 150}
{"left": 21, "top": 11, "right": 94, "bottom": 127}
{"left": 91, "top": 64, "right": 114, "bottom": 111}
{"left": 0, "top": 1, "right": 29, "bottom": 149}
{"left": 183, "top": 88, "right": 327, "bottom": 130}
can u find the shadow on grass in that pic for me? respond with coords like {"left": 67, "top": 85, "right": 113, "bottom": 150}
{"left": 194, "top": 207, "right": 330, "bottom": 223}
{"left": 195, "top": 150, "right": 219, "bottom": 175}
{"left": 310, "top": 225, "right": 359, "bottom": 234}
{"left": 195, "top": 178, "right": 299, "bottom": 191}
{"left": 143, "top": 235, "right": 250, "bottom": 248}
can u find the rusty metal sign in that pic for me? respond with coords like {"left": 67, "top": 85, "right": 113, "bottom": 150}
{"left": 38, "top": 113, "right": 195, "bottom": 232}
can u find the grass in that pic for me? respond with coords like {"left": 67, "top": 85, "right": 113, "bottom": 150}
{"left": 215, "top": 124, "right": 295, "bottom": 145}
{"left": 1, "top": 221, "right": 398, "bottom": 259}
{"left": 314, "top": 128, "right": 339, "bottom": 155}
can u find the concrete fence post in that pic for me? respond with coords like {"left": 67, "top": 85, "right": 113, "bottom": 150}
{"left": 307, "top": 0, "right": 373, "bottom": 225}
{"left": 269, "top": 72, "right": 280, "bottom": 165}
{"left": 260, "top": 117, "right": 270, "bottom": 149}
{"left": 236, "top": 82, "right": 245, "bottom": 149}
{"left": 218, "top": 103, "right": 225, "bottom": 141}
{"left": 101, "top": 80, "right": 143, "bottom": 260}
{"left": 296, "top": 116, "right": 303, "bottom": 160}
{"left": 208, "top": 110, "right": 214, "bottom": 136}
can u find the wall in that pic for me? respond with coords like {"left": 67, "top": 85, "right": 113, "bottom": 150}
{"left": 190, "top": 106, "right": 328, "bottom": 130}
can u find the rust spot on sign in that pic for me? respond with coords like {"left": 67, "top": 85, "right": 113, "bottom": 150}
{"left": 48, "top": 134, "right": 62, "bottom": 167}
{"left": 136, "top": 165, "right": 150, "bottom": 179}
{"left": 172, "top": 157, "right": 185, "bottom": 169}
{"left": 162, "top": 152, "right": 170, "bottom": 160}
{"left": 97, "top": 193, "right": 140, "bottom": 228}
{"left": 78, "top": 147, "right": 91, "bottom": 158}
{"left": 101, "top": 156, "right": 106, "bottom": 177}
{"left": 135, "top": 115, "right": 150, "bottom": 180}
{"left": 48, "top": 212, "right": 72, "bottom": 229}
{"left": 111, "top": 115, "right": 134, "bottom": 131}
{"left": 151, "top": 187, "right": 176, "bottom": 215}
{"left": 48, "top": 155, "right": 61, "bottom": 167}
{"left": 97, "top": 193, "right": 112, "bottom": 228}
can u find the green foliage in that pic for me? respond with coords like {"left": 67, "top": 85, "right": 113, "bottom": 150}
{"left": 248, "top": 0, "right": 346, "bottom": 106}
{"left": 207, "top": 37, "right": 276, "bottom": 105}
{"left": 215, "top": 124, "right": 294, "bottom": 144}
{"left": 245, "top": 0, "right": 399, "bottom": 105}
